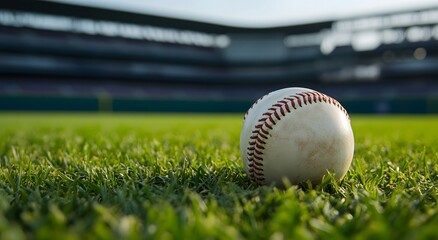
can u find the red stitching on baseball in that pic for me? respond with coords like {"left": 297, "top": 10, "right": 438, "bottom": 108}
{"left": 273, "top": 111, "right": 281, "bottom": 120}
{"left": 304, "top": 92, "right": 314, "bottom": 103}
{"left": 285, "top": 98, "right": 297, "bottom": 109}
{"left": 265, "top": 122, "right": 273, "bottom": 130}
{"left": 250, "top": 137, "right": 266, "bottom": 145}
{"left": 268, "top": 115, "right": 275, "bottom": 124}
{"left": 260, "top": 128, "right": 269, "bottom": 135}
{"left": 279, "top": 100, "right": 288, "bottom": 105}
{"left": 256, "top": 176, "right": 265, "bottom": 181}
{"left": 314, "top": 92, "right": 323, "bottom": 102}
{"left": 290, "top": 96, "right": 302, "bottom": 107}
{"left": 258, "top": 132, "right": 268, "bottom": 139}
{"left": 297, "top": 93, "right": 308, "bottom": 104}
{"left": 283, "top": 101, "right": 291, "bottom": 112}
{"left": 253, "top": 155, "right": 263, "bottom": 161}
{"left": 308, "top": 92, "right": 318, "bottom": 102}
{"left": 253, "top": 159, "right": 263, "bottom": 166}
{"left": 258, "top": 117, "right": 267, "bottom": 121}
{"left": 279, "top": 106, "right": 285, "bottom": 116}
{"left": 252, "top": 164, "right": 263, "bottom": 171}
{"left": 298, "top": 93, "right": 308, "bottom": 103}
{"left": 246, "top": 90, "right": 349, "bottom": 184}
{"left": 256, "top": 138, "right": 266, "bottom": 145}
{"left": 255, "top": 143, "right": 265, "bottom": 149}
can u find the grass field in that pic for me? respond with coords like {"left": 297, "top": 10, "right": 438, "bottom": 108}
{"left": 0, "top": 113, "right": 437, "bottom": 239}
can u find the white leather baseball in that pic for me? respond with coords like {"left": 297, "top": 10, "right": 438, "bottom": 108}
{"left": 240, "top": 87, "right": 354, "bottom": 186}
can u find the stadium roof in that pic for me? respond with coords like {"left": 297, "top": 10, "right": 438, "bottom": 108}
{"left": 51, "top": 0, "right": 438, "bottom": 28}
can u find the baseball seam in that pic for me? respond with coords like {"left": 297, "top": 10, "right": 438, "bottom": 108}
{"left": 246, "top": 91, "right": 349, "bottom": 184}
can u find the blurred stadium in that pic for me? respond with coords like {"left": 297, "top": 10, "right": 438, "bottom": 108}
{"left": 0, "top": 1, "right": 437, "bottom": 113}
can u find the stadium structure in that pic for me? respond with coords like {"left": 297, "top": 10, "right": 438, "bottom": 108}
{"left": 0, "top": 1, "right": 437, "bottom": 113}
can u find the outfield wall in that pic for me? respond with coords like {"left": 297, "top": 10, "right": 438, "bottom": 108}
{"left": 1, "top": 95, "right": 437, "bottom": 114}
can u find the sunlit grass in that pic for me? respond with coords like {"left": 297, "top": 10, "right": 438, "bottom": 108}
{"left": 0, "top": 113, "right": 437, "bottom": 239}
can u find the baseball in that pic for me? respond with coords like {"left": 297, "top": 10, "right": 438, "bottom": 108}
{"left": 240, "top": 87, "right": 354, "bottom": 187}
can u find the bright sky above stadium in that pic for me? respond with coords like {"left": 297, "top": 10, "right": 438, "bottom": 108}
{"left": 52, "top": 0, "right": 437, "bottom": 28}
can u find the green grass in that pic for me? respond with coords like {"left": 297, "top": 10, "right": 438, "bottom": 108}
{"left": 0, "top": 113, "right": 437, "bottom": 240}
